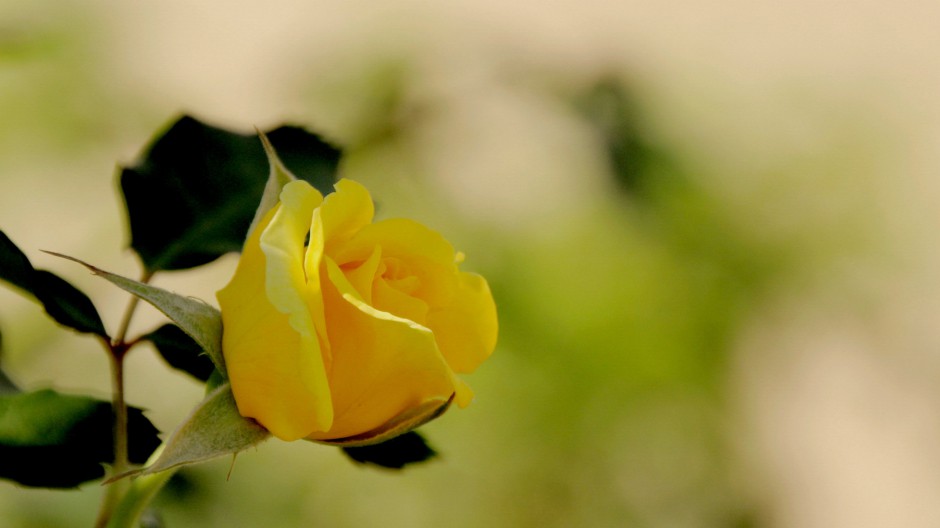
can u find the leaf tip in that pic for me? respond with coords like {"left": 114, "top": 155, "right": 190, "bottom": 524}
{"left": 41, "top": 251, "right": 98, "bottom": 273}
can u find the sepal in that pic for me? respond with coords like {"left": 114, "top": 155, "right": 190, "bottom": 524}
{"left": 49, "top": 254, "right": 226, "bottom": 378}
{"left": 119, "top": 383, "right": 270, "bottom": 478}
{"left": 314, "top": 393, "right": 453, "bottom": 448}
{"left": 246, "top": 132, "right": 298, "bottom": 238}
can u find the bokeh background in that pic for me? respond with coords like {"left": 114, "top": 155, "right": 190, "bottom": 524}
{"left": 3, "top": 1, "right": 940, "bottom": 526}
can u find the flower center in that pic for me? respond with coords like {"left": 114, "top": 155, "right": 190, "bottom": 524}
{"left": 380, "top": 257, "right": 420, "bottom": 295}
{"left": 369, "top": 257, "right": 428, "bottom": 324}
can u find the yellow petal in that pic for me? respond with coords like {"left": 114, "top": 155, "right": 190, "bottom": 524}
{"left": 427, "top": 271, "right": 498, "bottom": 374}
{"left": 261, "top": 181, "right": 323, "bottom": 331}
{"left": 217, "top": 181, "right": 333, "bottom": 441}
{"left": 340, "top": 244, "right": 382, "bottom": 304}
{"left": 453, "top": 376, "right": 474, "bottom": 408}
{"left": 304, "top": 179, "right": 375, "bottom": 350}
{"left": 307, "top": 257, "right": 458, "bottom": 440}
{"left": 372, "top": 275, "right": 429, "bottom": 326}
{"left": 333, "top": 218, "right": 456, "bottom": 268}
{"left": 304, "top": 208, "right": 330, "bottom": 362}
{"left": 319, "top": 178, "right": 375, "bottom": 251}
{"left": 333, "top": 218, "right": 460, "bottom": 307}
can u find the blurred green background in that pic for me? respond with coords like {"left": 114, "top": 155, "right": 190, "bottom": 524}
{"left": 3, "top": 1, "right": 940, "bottom": 527}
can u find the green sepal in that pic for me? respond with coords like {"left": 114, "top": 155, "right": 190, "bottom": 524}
{"left": 0, "top": 389, "right": 160, "bottom": 488}
{"left": 0, "top": 230, "right": 108, "bottom": 338}
{"left": 49, "top": 254, "right": 226, "bottom": 378}
{"left": 314, "top": 393, "right": 452, "bottom": 448}
{"left": 120, "top": 383, "right": 269, "bottom": 478}
{"left": 324, "top": 396, "right": 451, "bottom": 469}
{"left": 246, "top": 131, "right": 298, "bottom": 239}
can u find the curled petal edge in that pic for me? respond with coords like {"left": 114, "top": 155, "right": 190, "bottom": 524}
{"left": 312, "top": 393, "right": 454, "bottom": 448}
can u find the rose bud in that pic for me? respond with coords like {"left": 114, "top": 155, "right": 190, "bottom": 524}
{"left": 217, "top": 179, "right": 497, "bottom": 444}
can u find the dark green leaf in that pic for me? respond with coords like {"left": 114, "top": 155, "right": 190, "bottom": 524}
{"left": 0, "top": 230, "right": 108, "bottom": 338}
{"left": 341, "top": 431, "right": 437, "bottom": 470}
{"left": 49, "top": 253, "right": 226, "bottom": 377}
{"left": 0, "top": 389, "right": 160, "bottom": 488}
{"left": 32, "top": 270, "right": 108, "bottom": 337}
{"left": 120, "top": 115, "right": 341, "bottom": 272}
{"left": 131, "top": 383, "right": 269, "bottom": 477}
{"left": 125, "top": 407, "right": 162, "bottom": 464}
{"left": 143, "top": 324, "right": 215, "bottom": 382}
{"left": 0, "top": 230, "right": 33, "bottom": 291}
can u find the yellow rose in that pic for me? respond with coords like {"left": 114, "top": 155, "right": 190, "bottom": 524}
{"left": 216, "top": 178, "right": 497, "bottom": 443}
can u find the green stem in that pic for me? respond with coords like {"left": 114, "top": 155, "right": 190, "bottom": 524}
{"left": 94, "top": 271, "right": 153, "bottom": 528}
{"left": 105, "top": 446, "right": 176, "bottom": 528}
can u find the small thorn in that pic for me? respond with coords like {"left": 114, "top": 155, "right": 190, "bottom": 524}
{"left": 226, "top": 453, "right": 238, "bottom": 481}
